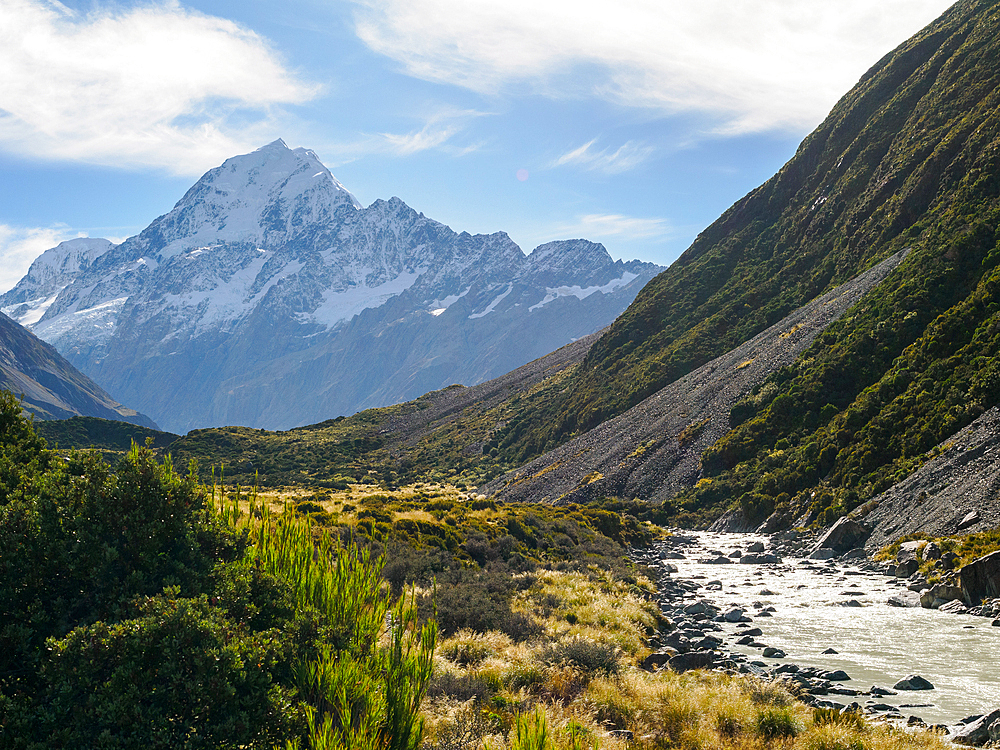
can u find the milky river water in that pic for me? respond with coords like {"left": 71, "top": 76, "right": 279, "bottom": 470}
{"left": 666, "top": 532, "right": 1000, "bottom": 726}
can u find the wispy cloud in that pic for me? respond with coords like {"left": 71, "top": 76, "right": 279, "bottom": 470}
{"left": 0, "top": 224, "right": 81, "bottom": 294}
{"left": 377, "top": 109, "right": 486, "bottom": 155}
{"left": 554, "top": 139, "right": 654, "bottom": 174}
{"left": 351, "top": 0, "right": 953, "bottom": 134}
{"left": 0, "top": 0, "right": 319, "bottom": 175}
{"left": 558, "top": 213, "right": 672, "bottom": 241}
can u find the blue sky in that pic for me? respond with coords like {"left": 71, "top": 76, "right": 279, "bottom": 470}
{"left": 0, "top": 0, "right": 955, "bottom": 292}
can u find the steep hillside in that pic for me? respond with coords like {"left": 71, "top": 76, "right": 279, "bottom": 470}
{"left": 467, "top": 0, "right": 1000, "bottom": 526}
{"left": 482, "top": 251, "right": 907, "bottom": 510}
{"left": 0, "top": 313, "right": 157, "bottom": 428}
{"left": 1, "top": 142, "right": 660, "bottom": 434}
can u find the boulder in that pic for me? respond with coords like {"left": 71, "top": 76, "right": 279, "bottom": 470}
{"left": 957, "top": 509, "right": 981, "bottom": 532}
{"left": 756, "top": 511, "right": 793, "bottom": 534}
{"left": 897, "top": 540, "right": 925, "bottom": 563}
{"left": 951, "top": 709, "right": 1000, "bottom": 746}
{"left": 762, "top": 647, "right": 786, "bottom": 658}
{"left": 940, "top": 551, "right": 961, "bottom": 570}
{"left": 920, "top": 582, "right": 965, "bottom": 609}
{"left": 810, "top": 548, "right": 837, "bottom": 560}
{"left": 641, "top": 650, "right": 677, "bottom": 670}
{"left": 824, "top": 670, "right": 850, "bottom": 682}
{"left": 960, "top": 550, "right": 1000, "bottom": 606}
{"left": 668, "top": 650, "right": 716, "bottom": 673}
{"left": 894, "top": 675, "right": 934, "bottom": 691}
{"left": 814, "top": 517, "right": 871, "bottom": 553}
{"left": 747, "top": 541, "right": 765, "bottom": 553}
{"left": 887, "top": 592, "right": 921, "bottom": 607}
{"left": 923, "top": 542, "right": 942, "bottom": 561}
{"left": 895, "top": 559, "right": 920, "bottom": 578}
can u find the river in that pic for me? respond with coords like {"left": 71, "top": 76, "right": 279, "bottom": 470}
{"left": 658, "top": 531, "right": 1000, "bottom": 726}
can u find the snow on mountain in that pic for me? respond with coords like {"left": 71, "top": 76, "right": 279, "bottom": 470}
{"left": 0, "top": 141, "right": 663, "bottom": 433}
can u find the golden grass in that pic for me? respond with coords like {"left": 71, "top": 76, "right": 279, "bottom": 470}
{"left": 422, "top": 569, "right": 954, "bottom": 750}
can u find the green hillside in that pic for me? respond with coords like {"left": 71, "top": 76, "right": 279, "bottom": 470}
{"left": 479, "top": 0, "right": 1000, "bottom": 524}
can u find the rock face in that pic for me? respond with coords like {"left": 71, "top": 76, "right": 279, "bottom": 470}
{"left": 0, "top": 141, "right": 662, "bottom": 433}
{"left": 960, "top": 551, "right": 1000, "bottom": 606}
{"left": 860, "top": 408, "right": 1000, "bottom": 550}
{"left": 0, "top": 312, "right": 157, "bottom": 428}
{"left": 813, "top": 517, "right": 871, "bottom": 554}
{"left": 952, "top": 709, "right": 1000, "bottom": 746}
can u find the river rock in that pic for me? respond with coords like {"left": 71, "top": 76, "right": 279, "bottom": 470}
{"left": 920, "top": 582, "right": 965, "bottom": 609}
{"left": 669, "top": 650, "right": 716, "bottom": 673}
{"left": 824, "top": 670, "right": 850, "bottom": 681}
{"left": 870, "top": 686, "right": 897, "bottom": 696}
{"left": 810, "top": 548, "right": 837, "bottom": 560}
{"left": 815, "top": 517, "right": 871, "bottom": 553}
{"left": 951, "top": 708, "right": 1000, "bottom": 746}
{"left": 895, "top": 559, "right": 920, "bottom": 578}
{"left": 888, "top": 592, "right": 921, "bottom": 607}
{"left": 762, "top": 647, "right": 786, "bottom": 658}
{"left": 747, "top": 541, "right": 765, "bottom": 553}
{"left": 960, "top": 550, "right": 1000, "bottom": 606}
{"left": 897, "top": 540, "right": 925, "bottom": 563}
{"left": 938, "top": 599, "right": 969, "bottom": 614}
{"left": 740, "top": 553, "right": 780, "bottom": 564}
{"left": 698, "top": 556, "right": 733, "bottom": 564}
{"left": 894, "top": 675, "right": 934, "bottom": 691}
{"left": 723, "top": 608, "right": 746, "bottom": 623}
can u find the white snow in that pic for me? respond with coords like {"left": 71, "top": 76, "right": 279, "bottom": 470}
{"left": 527, "top": 272, "right": 638, "bottom": 312}
{"left": 468, "top": 284, "right": 513, "bottom": 319}
{"left": 302, "top": 269, "right": 422, "bottom": 328}
{"left": 1, "top": 289, "right": 63, "bottom": 327}
{"left": 33, "top": 296, "right": 129, "bottom": 342}
{"left": 427, "top": 286, "right": 470, "bottom": 315}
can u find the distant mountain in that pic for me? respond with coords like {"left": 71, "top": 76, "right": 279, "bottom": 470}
{"left": 1, "top": 140, "right": 662, "bottom": 434}
{"left": 0, "top": 312, "right": 157, "bottom": 428}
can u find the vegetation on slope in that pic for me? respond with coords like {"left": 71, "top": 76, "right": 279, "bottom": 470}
{"left": 458, "top": 0, "right": 1000, "bottom": 526}
{"left": 0, "top": 391, "right": 435, "bottom": 750}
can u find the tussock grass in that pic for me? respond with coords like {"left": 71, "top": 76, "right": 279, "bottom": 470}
{"left": 423, "top": 568, "right": 953, "bottom": 750}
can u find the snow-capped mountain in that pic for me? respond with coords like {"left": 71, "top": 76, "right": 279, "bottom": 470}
{"left": 1, "top": 140, "right": 663, "bottom": 433}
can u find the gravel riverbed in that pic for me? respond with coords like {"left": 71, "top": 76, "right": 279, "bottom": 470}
{"left": 634, "top": 530, "right": 1000, "bottom": 742}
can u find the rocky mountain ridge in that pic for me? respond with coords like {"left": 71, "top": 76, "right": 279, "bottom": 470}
{"left": 0, "top": 312, "right": 157, "bottom": 428}
{"left": 1, "top": 140, "right": 661, "bottom": 433}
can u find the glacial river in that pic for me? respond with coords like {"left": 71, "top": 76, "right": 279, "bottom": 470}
{"left": 667, "top": 532, "right": 1000, "bottom": 726}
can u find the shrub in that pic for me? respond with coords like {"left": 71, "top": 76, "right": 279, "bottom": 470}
{"left": 756, "top": 706, "right": 801, "bottom": 739}
{"left": 537, "top": 637, "right": 619, "bottom": 677}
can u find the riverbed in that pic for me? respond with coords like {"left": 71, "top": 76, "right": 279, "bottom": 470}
{"left": 653, "top": 531, "right": 1000, "bottom": 726}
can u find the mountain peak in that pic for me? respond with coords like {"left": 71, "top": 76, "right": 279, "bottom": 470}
{"left": 145, "top": 140, "right": 362, "bottom": 258}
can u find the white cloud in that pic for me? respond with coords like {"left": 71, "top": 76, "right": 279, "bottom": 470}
{"left": 351, "top": 0, "right": 954, "bottom": 134}
{"left": 0, "top": 224, "right": 81, "bottom": 294}
{"left": 558, "top": 213, "right": 671, "bottom": 241}
{"left": 0, "top": 0, "right": 319, "bottom": 175}
{"left": 554, "top": 139, "right": 654, "bottom": 174}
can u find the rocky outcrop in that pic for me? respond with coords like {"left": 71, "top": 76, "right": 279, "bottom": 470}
{"left": 813, "top": 517, "right": 871, "bottom": 554}
{"left": 960, "top": 551, "right": 1000, "bottom": 607}
{"left": 860, "top": 408, "right": 1000, "bottom": 550}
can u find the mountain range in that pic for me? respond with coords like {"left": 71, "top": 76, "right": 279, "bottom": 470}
{"left": 0, "top": 141, "right": 661, "bottom": 434}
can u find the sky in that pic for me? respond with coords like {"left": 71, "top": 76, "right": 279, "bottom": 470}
{"left": 0, "top": 0, "right": 957, "bottom": 293}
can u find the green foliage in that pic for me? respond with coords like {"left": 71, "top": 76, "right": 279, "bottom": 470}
{"left": 0, "top": 394, "right": 437, "bottom": 749}
{"left": 34, "top": 415, "right": 178, "bottom": 462}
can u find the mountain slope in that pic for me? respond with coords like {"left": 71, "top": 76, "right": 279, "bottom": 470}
{"left": 1, "top": 141, "right": 661, "bottom": 434}
{"left": 463, "top": 0, "right": 1000, "bottom": 525}
{"left": 0, "top": 313, "right": 157, "bottom": 428}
